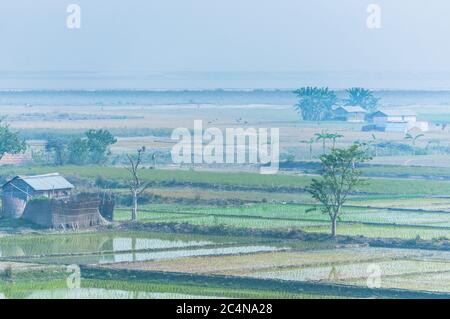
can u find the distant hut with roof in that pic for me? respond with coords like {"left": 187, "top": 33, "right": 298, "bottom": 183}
{"left": 334, "top": 105, "right": 368, "bottom": 122}
{"left": 370, "top": 109, "right": 429, "bottom": 133}
{"left": 1, "top": 173, "right": 108, "bottom": 229}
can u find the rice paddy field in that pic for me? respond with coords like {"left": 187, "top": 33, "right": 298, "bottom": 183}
{"left": 103, "top": 246, "right": 450, "bottom": 294}
{"left": 2, "top": 91, "right": 450, "bottom": 299}
{"left": 108, "top": 201, "right": 450, "bottom": 240}
{"left": 0, "top": 231, "right": 338, "bottom": 299}
{"left": 0, "top": 229, "right": 449, "bottom": 299}
{"left": 1, "top": 163, "right": 450, "bottom": 298}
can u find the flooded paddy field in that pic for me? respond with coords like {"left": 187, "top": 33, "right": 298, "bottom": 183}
{"left": 0, "top": 230, "right": 340, "bottom": 299}
{"left": 96, "top": 245, "right": 450, "bottom": 297}
{"left": 1, "top": 229, "right": 447, "bottom": 298}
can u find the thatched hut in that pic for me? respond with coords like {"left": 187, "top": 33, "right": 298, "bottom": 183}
{"left": 22, "top": 193, "right": 107, "bottom": 229}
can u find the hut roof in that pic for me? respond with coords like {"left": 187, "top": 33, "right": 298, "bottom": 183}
{"left": 372, "top": 109, "right": 416, "bottom": 117}
{"left": 2, "top": 173, "right": 74, "bottom": 191}
{"left": 336, "top": 105, "right": 368, "bottom": 113}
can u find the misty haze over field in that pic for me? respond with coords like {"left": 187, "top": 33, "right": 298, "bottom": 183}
{"left": 1, "top": 1, "right": 450, "bottom": 89}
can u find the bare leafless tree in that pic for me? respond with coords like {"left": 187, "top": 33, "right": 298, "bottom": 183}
{"left": 126, "top": 146, "right": 149, "bottom": 221}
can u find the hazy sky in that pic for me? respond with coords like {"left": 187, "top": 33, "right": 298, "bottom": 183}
{"left": 1, "top": 0, "right": 450, "bottom": 89}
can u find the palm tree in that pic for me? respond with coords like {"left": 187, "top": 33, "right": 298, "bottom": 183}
{"left": 329, "top": 133, "right": 344, "bottom": 149}
{"left": 293, "top": 87, "right": 337, "bottom": 121}
{"left": 404, "top": 133, "right": 425, "bottom": 156}
{"left": 345, "top": 87, "right": 380, "bottom": 112}
{"left": 315, "top": 130, "right": 334, "bottom": 154}
{"left": 301, "top": 137, "right": 315, "bottom": 160}
{"left": 370, "top": 134, "right": 379, "bottom": 157}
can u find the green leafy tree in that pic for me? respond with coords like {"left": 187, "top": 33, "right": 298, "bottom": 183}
{"left": 293, "top": 87, "right": 337, "bottom": 121}
{"left": 0, "top": 122, "right": 26, "bottom": 160}
{"left": 45, "top": 137, "right": 68, "bottom": 166}
{"left": 345, "top": 87, "right": 380, "bottom": 112}
{"left": 306, "top": 144, "right": 371, "bottom": 237}
{"left": 85, "top": 129, "right": 117, "bottom": 164}
{"left": 68, "top": 138, "right": 90, "bottom": 165}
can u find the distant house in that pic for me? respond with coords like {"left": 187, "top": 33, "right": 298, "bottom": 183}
{"left": 369, "top": 110, "right": 428, "bottom": 133}
{"left": 334, "top": 105, "right": 367, "bottom": 122}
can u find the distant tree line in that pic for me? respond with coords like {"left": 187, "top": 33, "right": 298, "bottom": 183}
{"left": 293, "top": 87, "right": 380, "bottom": 121}
{"left": 0, "top": 120, "right": 88, "bottom": 166}
{"left": 45, "top": 129, "right": 117, "bottom": 166}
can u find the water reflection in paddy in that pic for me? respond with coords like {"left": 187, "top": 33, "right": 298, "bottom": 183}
{"left": 99, "top": 245, "right": 284, "bottom": 264}
{"left": 0, "top": 231, "right": 283, "bottom": 265}
{"left": 31, "top": 245, "right": 285, "bottom": 265}
{"left": 0, "top": 232, "right": 217, "bottom": 258}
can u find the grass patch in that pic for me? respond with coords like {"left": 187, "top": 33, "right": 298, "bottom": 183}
{"left": 6, "top": 166, "right": 450, "bottom": 196}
